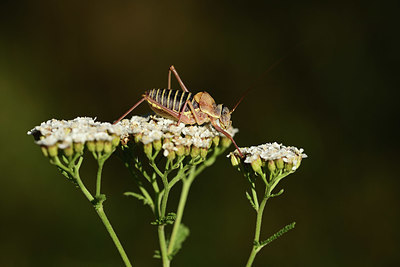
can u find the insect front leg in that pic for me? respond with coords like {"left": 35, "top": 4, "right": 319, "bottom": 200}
{"left": 210, "top": 119, "right": 243, "bottom": 157}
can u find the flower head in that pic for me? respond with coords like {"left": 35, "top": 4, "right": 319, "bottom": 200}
{"left": 28, "top": 115, "right": 238, "bottom": 159}
{"left": 228, "top": 142, "right": 307, "bottom": 176}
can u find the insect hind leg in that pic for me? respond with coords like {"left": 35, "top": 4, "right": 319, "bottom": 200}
{"left": 113, "top": 97, "right": 146, "bottom": 124}
{"left": 169, "top": 65, "right": 189, "bottom": 92}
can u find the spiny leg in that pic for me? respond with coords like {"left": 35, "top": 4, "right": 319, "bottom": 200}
{"left": 113, "top": 97, "right": 146, "bottom": 124}
{"left": 168, "top": 67, "right": 172, "bottom": 89}
{"left": 211, "top": 120, "right": 243, "bottom": 158}
{"left": 176, "top": 99, "right": 202, "bottom": 126}
{"left": 176, "top": 100, "right": 189, "bottom": 125}
{"left": 169, "top": 65, "right": 189, "bottom": 92}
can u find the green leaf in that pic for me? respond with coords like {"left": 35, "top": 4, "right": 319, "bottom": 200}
{"left": 124, "top": 192, "right": 151, "bottom": 206}
{"left": 169, "top": 224, "right": 190, "bottom": 259}
{"left": 270, "top": 189, "right": 284, "bottom": 198}
{"left": 258, "top": 222, "right": 296, "bottom": 249}
{"left": 151, "top": 212, "right": 177, "bottom": 226}
{"left": 246, "top": 191, "right": 257, "bottom": 211}
{"left": 153, "top": 250, "right": 161, "bottom": 259}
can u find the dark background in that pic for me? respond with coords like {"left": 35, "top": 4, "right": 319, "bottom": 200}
{"left": 1, "top": 1, "right": 399, "bottom": 266}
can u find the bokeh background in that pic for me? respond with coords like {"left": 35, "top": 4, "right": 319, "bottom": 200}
{"left": 1, "top": 1, "right": 399, "bottom": 266}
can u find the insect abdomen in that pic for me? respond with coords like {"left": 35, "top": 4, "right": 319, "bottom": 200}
{"left": 146, "top": 89, "right": 199, "bottom": 112}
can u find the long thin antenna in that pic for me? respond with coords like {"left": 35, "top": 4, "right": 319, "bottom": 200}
{"left": 230, "top": 40, "right": 307, "bottom": 113}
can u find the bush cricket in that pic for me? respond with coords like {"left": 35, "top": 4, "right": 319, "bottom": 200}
{"left": 113, "top": 65, "right": 244, "bottom": 157}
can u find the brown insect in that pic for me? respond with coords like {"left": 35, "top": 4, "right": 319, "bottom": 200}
{"left": 113, "top": 65, "right": 244, "bottom": 157}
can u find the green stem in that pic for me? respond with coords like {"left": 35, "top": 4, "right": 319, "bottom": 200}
{"left": 96, "top": 158, "right": 105, "bottom": 197}
{"left": 245, "top": 186, "right": 271, "bottom": 267}
{"left": 96, "top": 204, "right": 133, "bottom": 267}
{"left": 158, "top": 225, "right": 170, "bottom": 267}
{"left": 66, "top": 155, "right": 133, "bottom": 267}
{"left": 167, "top": 167, "right": 194, "bottom": 255}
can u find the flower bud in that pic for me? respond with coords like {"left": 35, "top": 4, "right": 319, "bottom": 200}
{"left": 96, "top": 141, "right": 104, "bottom": 152}
{"left": 176, "top": 145, "right": 185, "bottom": 157}
{"left": 200, "top": 148, "right": 208, "bottom": 159}
{"left": 104, "top": 141, "right": 112, "bottom": 153}
{"left": 190, "top": 146, "right": 200, "bottom": 158}
{"left": 276, "top": 158, "right": 284, "bottom": 170}
{"left": 230, "top": 154, "right": 240, "bottom": 167}
{"left": 41, "top": 146, "right": 49, "bottom": 157}
{"left": 134, "top": 133, "right": 142, "bottom": 143}
{"left": 221, "top": 137, "right": 231, "bottom": 148}
{"left": 295, "top": 157, "right": 302, "bottom": 169}
{"left": 74, "top": 142, "right": 84, "bottom": 154}
{"left": 285, "top": 162, "right": 294, "bottom": 172}
{"left": 64, "top": 146, "right": 74, "bottom": 157}
{"left": 144, "top": 143, "right": 152, "bottom": 158}
{"left": 153, "top": 139, "right": 162, "bottom": 151}
{"left": 87, "top": 141, "right": 95, "bottom": 152}
{"left": 112, "top": 136, "right": 120, "bottom": 147}
{"left": 184, "top": 146, "right": 191, "bottom": 156}
{"left": 267, "top": 160, "right": 276, "bottom": 172}
{"left": 167, "top": 150, "right": 176, "bottom": 161}
{"left": 48, "top": 145, "right": 58, "bottom": 157}
{"left": 251, "top": 157, "right": 263, "bottom": 175}
{"left": 212, "top": 136, "right": 220, "bottom": 147}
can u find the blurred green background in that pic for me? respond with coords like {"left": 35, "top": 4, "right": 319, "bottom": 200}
{"left": 1, "top": 1, "right": 398, "bottom": 266}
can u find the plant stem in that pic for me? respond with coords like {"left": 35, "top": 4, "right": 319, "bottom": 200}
{"left": 158, "top": 225, "right": 170, "bottom": 267}
{"left": 245, "top": 186, "right": 271, "bottom": 267}
{"left": 167, "top": 171, "right": 193, "bottom": 254}
{"left": 96, "top": 204, "right": 133, "bottom": 267}
{"left": 96, "top": 157, "right": 105, "bottom": 197}
{"left": 62, "top": 155, "right": 133, "bottom": 267}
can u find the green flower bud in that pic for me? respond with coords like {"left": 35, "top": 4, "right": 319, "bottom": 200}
{"left": 87, "top": 141, "right": 95, "bottom": 152}
{"left": 134, "top": 133, "right": 142, "bottom": 143}
{"left": 230, "top": 153, "right": 240, "bottom": 167}
{"left": 64, "top": 146, "right": 74, "bottom": 157}
{"left": 41, "top": 146, "right": 49, "bottom": 157}
{"left": 176, "top": 145, "right": 185, "bottom": 157}
{"left": 276, "top": 158, "right": 284, "bottom": 170}
{"left": 267, "top": 160, "right": 276, "bottom": 172}
{"left": 295, "top": 157, "right": 302, "bottom": 169}
{"left": 251, "top": 157, "right": 263, "bottom": 175}
{"left": 153, "top": 139, "right": 162, "bottom": 151}
{"left": 184, "top": 146, "right": 191, "bottom": 156}
{"left": 167, "top": 150, "right": 176, "bottom": 161}
{"left": 74, "top": 142, "right": 84, "bottom": 154}
{"left": 221, "top": 137, "right": 231, "bottom": 148}
{"left": 285, "top": 162, "right": 294, "bottom": 172}
{"left": 48, "top": 145, "right": 58, "bottom": 157}
{"left": 96, "top": 141, "right": 104, "bottom": 152}
{"left": 191, "top": 146, "right": 200, "bottom": 158}
{"left": 200, "top": 148, "right": 208, "bottom": 159}
{"left": 212, "top": 136, "right": 220, "bottom": 147}
{"left": 144, "top": 143, "right": 152, "bottom": 158}
{"left": 104, "top": 141, "right": 112, "bottom": 153}
{"left": 112, "top": 136, "right": 120, "bottom": 147}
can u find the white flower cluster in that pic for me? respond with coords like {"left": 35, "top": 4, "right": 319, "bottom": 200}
{"left": 229, "top": 142, "right": 307, "bottom": 171}
{"left": 120, "top": 115, "right": 238, "bottom": 156}
{"left": 28, "top": 116, "right": 238, "bottom": 157}
{"left": 27, "top": 117, "right": 124, "bottom": 148}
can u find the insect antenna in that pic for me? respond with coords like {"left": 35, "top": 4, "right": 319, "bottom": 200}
{"left": 230, "top": 40, "right": 307, "bottom": 114}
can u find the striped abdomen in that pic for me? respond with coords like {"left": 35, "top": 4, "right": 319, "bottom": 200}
{"left": 145, "top": 89, "right": 199, "bottom": 112}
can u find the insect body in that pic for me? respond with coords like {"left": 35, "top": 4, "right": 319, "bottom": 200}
{"left": 114, "top": 66, "right": 243, "bottom": 157}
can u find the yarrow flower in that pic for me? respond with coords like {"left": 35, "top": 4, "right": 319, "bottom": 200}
{"left": 228, "top": 142, "right": 307, "bottom": 266}
{"left": 228, "top": 142, "right": 307, "bottom": 175}
{"left": 27, "top": 117, "right": 122, "bottom": 157}
{"left": 118, "top": 115, "right": 238, "bottom": 160}
{"left": 27, "top": 115, "right": 238, "bottom": 159}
